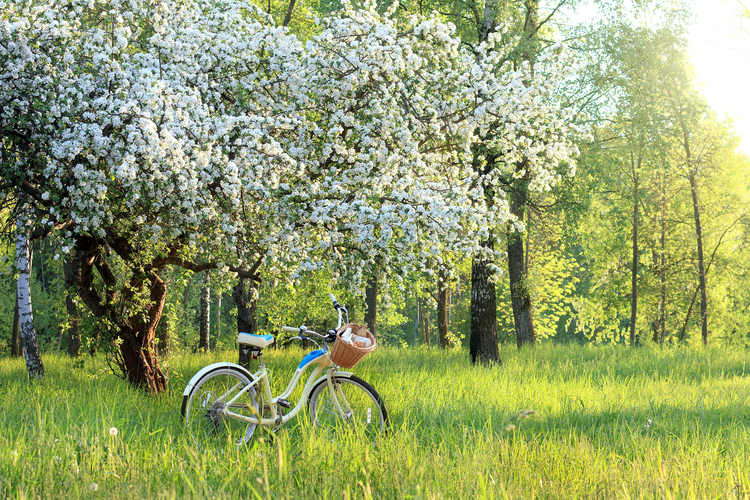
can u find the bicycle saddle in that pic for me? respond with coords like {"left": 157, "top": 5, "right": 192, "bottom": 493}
{"left": 237, "top": 332, "right": 275, "bottom": 349}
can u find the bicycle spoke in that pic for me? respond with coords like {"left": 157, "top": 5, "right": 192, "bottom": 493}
{"left": 308, "top": 376, "right": 387, "bottom": 440}
{"left": 183, "top": 298, "right": 389, "bottom": 451}
{"left": 183, "top": 369, "right": 260, "bottom": 450}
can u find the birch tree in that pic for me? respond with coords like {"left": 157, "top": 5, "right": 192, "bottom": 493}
{"left": 15, "top": 219, "right": 44, "bottom": 379}
{"left": 198, "top": 274, "right": 211, "bottom": 352}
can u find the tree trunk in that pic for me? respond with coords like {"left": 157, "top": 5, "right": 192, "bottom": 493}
{"left": 183, "top": 273, "right": 193, "bottom": 315}
{"left": 16, "top": 222, "right": 44, "bottom": 379}
{"left": 364, "top": 273, "right": 378, "bottom": 339}
{"left": 629, "top": 153, "right": 641, "bottom": 346}
{"left": 505, "top": 0, "right": 541, "bottom": 349}
{"left": 689, "top": 170, "right": 709, "bottom": 345}
{"left": 213, "top": 291, "right": 222, "bottom": 349}
{"left": 437, "top": 278, "right": 449, "bottom": 348}
{"left": 65, "top": 293, "right": 81, "bottom": 357}
{"left": 64, "top": 257, "right": 81, "bottom": 357}
{"left": 470, "top": 241, "right": 501, "bottom": 364}
{"left": 468, "top": 0, "right": 504, "bottom": 363}
{"left": 658, "top": 174, "right": 667, "bottom": 345}
{"left": 678, "top": 285, "right": 699, "bottom": 342}
{"left": 118, "top": 271, "right": 168, "bottom": 392}
{"left": 419, "top": 297, "right": 430, "bottom": 346}
{"left": 89, "top": 323, "right": 100, "bottom": 356}
{"left": 56, "top": 325, "right": 64, "bottom": 352}
{"left": 68, "top": 236, "right": 167, "bottom": 393}
{"left": 233, "top": 278, "right": 259, "bottom": 369}
{"left": 508, "top": 174, "right": 536, "bottom": 348}
{"left": 155, "top": 312, "right": 170, "bottom": 358}
{"left": 199, "top": 274, "right": 211, "bottom": 352}
{"left": 521, "top": 0, "right": 540, "bottom": 63}
{"left": 282, "top": 0, "right": 297, "bottom": 27}
{"left": 38, "top": 240, "right": 46, "bottom": 292}
{"left": 12, "top": 296, "right": 21, "bottom": 357}
{"left": 480, "top": 0, "right": 501, "bottom": 41}
{"left": 413, "top": 305, "right": 419, "bottom": 346}
{"left": 651, "top": 248, "right": 659, "bottom": 344}
{"left": 676, "top": 110, "right": 708, "bottom": 345}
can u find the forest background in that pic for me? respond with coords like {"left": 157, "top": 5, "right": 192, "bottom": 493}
{"left": 3, "top": 0, "right": 750, "bottom": 378}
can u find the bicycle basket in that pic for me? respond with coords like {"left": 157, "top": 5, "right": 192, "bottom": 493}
{"left": 328, "top": 323, "right": 377, "bottom": 368}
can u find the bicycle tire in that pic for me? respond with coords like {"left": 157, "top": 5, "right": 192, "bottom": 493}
{"left": 308, "top": 375, "right": 389, "bottom": 439}
{"left": 181, "top": 367, "right": 260, "bottom": 448}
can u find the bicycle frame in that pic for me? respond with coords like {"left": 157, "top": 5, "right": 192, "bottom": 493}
{"left": 181, "top": 346, "right": 356, "bottom": 428}
{"left": 182, "top": 293, "right": 356, "bottom": 428}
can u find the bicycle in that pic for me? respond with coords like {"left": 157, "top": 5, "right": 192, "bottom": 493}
{"left": 181, "top": 294, "right": 389, "bottom": 448}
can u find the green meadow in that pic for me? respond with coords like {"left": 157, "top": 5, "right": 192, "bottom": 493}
{"left": 1, "top": 344, "right": 749, "bottom": 499}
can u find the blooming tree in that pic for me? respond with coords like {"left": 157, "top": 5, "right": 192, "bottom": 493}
{"left": 257, "top": 3, "right": 581, "bottom": 287}
{"left": 1, "top": 0, "right": 579, "bottom": 391}
{"left": 2, "top": 0, "right": 303, "bottom": 390}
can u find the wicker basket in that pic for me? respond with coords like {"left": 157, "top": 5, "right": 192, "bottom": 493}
{"left": 328, "top": 323, "right": 377, "bottom": 368}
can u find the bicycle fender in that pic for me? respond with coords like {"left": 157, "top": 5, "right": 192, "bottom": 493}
{"left": 310, "top": 370, "right": 354, "bottom": 390}
{"left": 181, "top": 362, "right": 255, "bottom": 397}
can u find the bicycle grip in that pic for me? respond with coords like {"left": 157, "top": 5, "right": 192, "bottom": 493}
{"left": 281, "top": 326, "right": 299, "bottom": 333}
{"left": 329, "top": 293, "right": 337, "bottom": 303}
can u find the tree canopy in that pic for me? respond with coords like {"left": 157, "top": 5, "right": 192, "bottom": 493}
{"left": 1, "top": 0, "right": 580, "bottom": 389}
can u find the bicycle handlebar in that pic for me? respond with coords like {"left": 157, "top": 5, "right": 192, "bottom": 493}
{"left": 282, "top": 325, "right": 329, "bottom": 340}
{"left": 282, "top": 295, "right": 346, "bottom": 338}
{"left": 330, "top": 293, "right": 343, "bottom": 310}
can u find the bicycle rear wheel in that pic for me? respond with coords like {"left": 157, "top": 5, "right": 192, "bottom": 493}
{"left": 308, "top": 375, "right": 388, "bottom": 439}
{"left": 181, "top": 367, "right": 260, "bottom": 449}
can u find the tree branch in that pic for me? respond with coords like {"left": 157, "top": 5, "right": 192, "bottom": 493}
{"left": 153, "top": 255, "right": 263, "bottom": 282}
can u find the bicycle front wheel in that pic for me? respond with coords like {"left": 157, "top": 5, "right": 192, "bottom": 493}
{"left": 308, "top": 375, "right": 389, "bottom": 439}
{"left": 181, "top": 367, "right": 260, "bottom": 449}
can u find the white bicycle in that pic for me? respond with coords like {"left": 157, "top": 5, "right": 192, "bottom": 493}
{"left": 181, "top": 294, "right": 389, "bottom": 447}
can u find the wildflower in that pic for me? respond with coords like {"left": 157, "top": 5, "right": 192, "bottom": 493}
{"left": 109, "top": 427, "right": 119, "bottom": 437}
{"left": 90, "top": 483, "right": 98, "bottom": 492}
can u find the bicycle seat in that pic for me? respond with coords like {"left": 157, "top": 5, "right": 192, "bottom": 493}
{"left": 237, "top": 333, "right": 275, "bottom": 349}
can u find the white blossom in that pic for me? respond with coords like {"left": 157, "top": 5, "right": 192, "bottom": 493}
{"left": 1, "top": 0, "right": 580, "bottom": 290}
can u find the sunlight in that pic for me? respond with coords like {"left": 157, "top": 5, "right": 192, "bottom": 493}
{"left": 688, "top": 0, "right": 750, "bottom": 154}
{"left": 558, "top": 0, "right": 750, "bottom": 154}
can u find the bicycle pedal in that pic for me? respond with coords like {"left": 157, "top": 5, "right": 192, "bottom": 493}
{"left": 277, "top": 399, "right": 292, "bottom": 409}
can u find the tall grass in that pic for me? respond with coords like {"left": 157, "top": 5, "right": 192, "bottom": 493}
{"left": 1, "top": 344, "right": 749, "bottom": 499}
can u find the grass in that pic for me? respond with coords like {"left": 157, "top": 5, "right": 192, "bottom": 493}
{"left": 1, "top": 343, "right": 749, "bottom": 499}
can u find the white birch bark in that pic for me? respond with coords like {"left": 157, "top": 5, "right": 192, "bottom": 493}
{"left": 16, "top": 220, "right": 44, "bottom": 379}
{"left": 199, "top": 274, "right": 211, "bottom": 351}
{"left": 212, "top": 291, "right": 221, "bottom": 349}
{"left": 480, "top": 0, "right": 500, "bottom": 42}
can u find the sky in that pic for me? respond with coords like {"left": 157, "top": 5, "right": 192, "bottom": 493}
{"left": 687, "top": 0, "right": 750, "bottom": 154}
